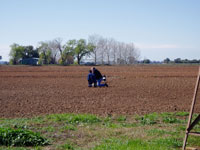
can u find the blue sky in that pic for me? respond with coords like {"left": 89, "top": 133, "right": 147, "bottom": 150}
{"left": 0, "top": 0, "right": 199, "bottom": 61}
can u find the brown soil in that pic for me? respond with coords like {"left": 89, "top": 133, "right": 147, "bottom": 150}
{"left": 0, "top": 65, "right": 200, "bottom": 118}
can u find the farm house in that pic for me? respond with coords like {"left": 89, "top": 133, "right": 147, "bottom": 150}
{"left": 20, "top": 58, "right": 39, "bottom": 65}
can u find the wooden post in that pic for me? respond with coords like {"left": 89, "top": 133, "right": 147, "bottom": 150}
{"left": 182, "top": 66, "right": 200, "bottom": 150}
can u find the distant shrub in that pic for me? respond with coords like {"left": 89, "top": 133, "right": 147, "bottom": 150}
{"left": 162, "top": 116, "right": 182, "bottom": 124}
{"left": 116, "top": 116, "right": 127, "bottom": 122}
{"left": 0, "top": 127, "right": 49, "bottom": 146}
{"left": 175, "top": 112, "right": 189, "bottom": 117}
{"left": 9, "top": 59, "right": 14, "bottom": 65}
{"left": 135, "top": 113, "right": 158, "bottom": 125}
{"left": 73, "top": 61, "right": 78, "bottom": 65}
{"left": 160, "top": 112, "right": 183, "bottom": 124}
{"left": 57, "top": 143, "right": 74, "bottom": 150}
{"left": 38, "top": 58, "right": 43, "bottom": 65}
{"left": 47, "top": 114, "right": 101, "bottom": 124}
{"left": 152, "top": 137, "right": 182, "bottom": 148}
{"left": 61, "top": 125, "right": 77, "bottom": 131}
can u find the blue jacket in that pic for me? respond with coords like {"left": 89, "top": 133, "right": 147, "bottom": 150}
{"left": 87, "top": 73, "right": 96, "bottom": 82}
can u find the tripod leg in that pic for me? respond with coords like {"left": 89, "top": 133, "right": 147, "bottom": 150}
{"left": 182, "top": 132, "right": 188, "bottom": 150}
{"left": 182, "top": 67, "right": 200, "bottom": 150}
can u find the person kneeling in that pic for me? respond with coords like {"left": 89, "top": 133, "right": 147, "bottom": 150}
{"left": 87, "top": 70, "right": 97, "bottom": 87}
{"left": 92, "top": 67, "right": 108, "bottom": 87}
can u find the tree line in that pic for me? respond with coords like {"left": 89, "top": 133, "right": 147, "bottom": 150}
{"left": 88, "top": 34, "right": 139, "bottom": 65}
{"left": 9, "top": 35, "right": 140, "bottom": 65}
{"left": 163, "top": 58, "right": 200, "bottom": 64}
{"left": 9, "top": 38, "right": 94, "bottom": 65}
{"left": 138, "top": 58, "right": 200, "bottom": 64}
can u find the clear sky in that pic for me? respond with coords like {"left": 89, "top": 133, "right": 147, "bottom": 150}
{"left": 0, "top": 0, "right": 199, "bottom": 61}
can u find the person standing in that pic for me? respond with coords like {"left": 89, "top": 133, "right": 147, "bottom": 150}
{"left": 91, "top": 67, "right": 108, "bottom": 87}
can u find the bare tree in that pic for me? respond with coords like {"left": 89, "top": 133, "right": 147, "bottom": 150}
{"left": 116, "top": 42, "right": 125, "bottom": 64}
{"left": 88, "top": 34, "right": 102, "bottom": 65}
{"left": 123, "top": 43, "right": 129, "bottom": 64}
{"left": 98, "top": 38, "right": 107, "bottom": 65}
{"left": 38, "top": 38, "right": 66, "bottom": 64}
{"left": 127, "top": 43, "right": 140, "bottom": 64}
{"left": 38, "top": 42, "right": 51, "bottom": 64}
{"left": 110, "top": 39, "right": 118, "bottom": 64}
{"left": 88, "top": 34, "right": 140, "bottom": 65}
{"left": 48, "top": 38, "right": 62, "bottom": 64}
{"left": 105, "top": 38, "right": 115, "bottom": 65}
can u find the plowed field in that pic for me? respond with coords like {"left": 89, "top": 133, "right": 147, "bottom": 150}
{"left": 0, "top": 65, "right": 200, "bottom": 118}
